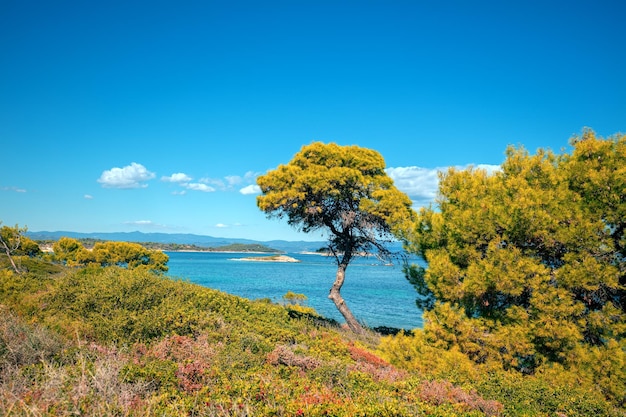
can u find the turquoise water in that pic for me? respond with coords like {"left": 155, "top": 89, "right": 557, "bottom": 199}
{"left": 166, "top": 251, "right": 423, "bottom": 330}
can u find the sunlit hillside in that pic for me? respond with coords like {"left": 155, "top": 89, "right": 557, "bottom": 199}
{"left": 0, "top": 250, "right": 621, "bottom": 416}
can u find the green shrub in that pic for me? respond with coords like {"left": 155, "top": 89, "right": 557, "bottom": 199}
{"left": 379, "top": 330, "right": 624, "bottom": 416}
{"left": 121, "top": 357, "right": 179, "bottom": 391}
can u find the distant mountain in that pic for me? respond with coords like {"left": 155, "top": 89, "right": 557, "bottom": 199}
{"left": 26, "top": 230, "right": 328, "bottom": 253}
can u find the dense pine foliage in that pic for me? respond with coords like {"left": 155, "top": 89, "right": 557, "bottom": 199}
{"left": 257, "top": 142, "right": 415, "bottom": 333}
{"left": 390, "top": 129, "right": 625, "bottom": 412}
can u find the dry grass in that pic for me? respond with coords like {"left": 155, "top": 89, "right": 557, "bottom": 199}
{"left": 0, "top": 310, "right": 156, "bottom": 416}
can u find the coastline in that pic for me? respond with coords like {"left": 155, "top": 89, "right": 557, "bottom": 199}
{"left": 232, "top": 255, "right": 301, "bottom": 263}
{"left": 168, "top": 250, "right": 281, "bottom": 254}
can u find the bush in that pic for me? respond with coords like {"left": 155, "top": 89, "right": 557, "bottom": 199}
{"left": 5, "top": 253, "right": 620, "bottom": 416}
{"left": 379, "top": 330, "right": 624, "bottom": 416}
{"left": 0, "top": 307, "right": 64, "bottom": 370}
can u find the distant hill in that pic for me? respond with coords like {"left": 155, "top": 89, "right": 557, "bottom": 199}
{"left": 26, "top": 230, "right": 328, "bottom": 253}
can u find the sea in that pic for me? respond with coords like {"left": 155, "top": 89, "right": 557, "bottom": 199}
{"left": 165, "top": 251, "right": 424, "bottom": 330}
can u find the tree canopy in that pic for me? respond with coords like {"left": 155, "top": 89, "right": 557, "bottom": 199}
{"left": 52, "top": 238, "right": 169, "bottom": 272}
{"left": 404, "top": 129, "right": 625, "bottom": 402}
{"left": 257, "top": 142, "right": 415, "bottom": 332}
{"left": 0, "top": 223, "right": 41, "bottom": 273}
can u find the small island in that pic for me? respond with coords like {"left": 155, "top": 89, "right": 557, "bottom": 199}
{"left": 234, "top": 255, "right": 300, "bottom": 263}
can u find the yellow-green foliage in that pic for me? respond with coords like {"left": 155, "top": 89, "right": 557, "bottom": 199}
{"left": 2, "top": 256, "right": 619, "bottom": 416}
{"left": 379, "top": 331, "right": 623, "bottom": 416}
{"left": 257, "top": 141, "right": 415, "bottom": 239}
{"left": 408, "top": 131, "right": 625, "bottom": 366}
{"left": 394, "top": 129, "right": 626, "bottom": 414}
{"left": 52, "top": 237, "right": 169, "bottom": 272}
{"left": 378, "top": 330, "right": 479, "bottom": 382}
{"left": 0, "top": 257, "right": 515, "bottom": 416}
{"left": 256, "top": 142, "right": 416, "bottom": 333}
{"left": 0, "top": 223, "right": 43, "bottom": 275}
{"left": 283, "top": 291, "right": 321, "bottom": 317}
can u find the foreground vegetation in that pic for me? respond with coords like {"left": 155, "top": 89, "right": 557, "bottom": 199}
{"left": 1, "top": 251, "right": 622, "bottom": 416}
{"left": 397, "top": 129, "right": 625, "bottom": 410}
{"left": 0, "top": 258, "right": 496, "bottom": 416}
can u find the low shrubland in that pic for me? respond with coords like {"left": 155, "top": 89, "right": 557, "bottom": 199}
{"left": 0, "top": 254, "right": 623, "bottom": 416}
{"left": 0, "top": 258, "right": 493, "bottom": 416}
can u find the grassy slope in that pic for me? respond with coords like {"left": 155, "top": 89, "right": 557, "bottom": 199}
{"left": 0, "top": 255, "right": 622, "bottom": 416}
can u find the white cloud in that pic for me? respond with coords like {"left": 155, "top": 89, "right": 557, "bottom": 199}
{"left": 199, "top": 177, "right": 226, "bottom": 189}
{"left": 224, "top": 172, "right": 259, "bottom": 187}
{"left": 386, "top": 166, "right": 440, "bottom": 207}
{"left": 161, "top": 170, "right": 260, "bottom": 194}
{"left": 215, "top": 223, "right": 228, "bottom": 228}
{"left": 160, "top": 172, "right": 217, "bottom": 193}
{"left": 162, "top": 172, "right": 192, "bottom": 183}
{"left": 125, "top": 220, "right": 154, "bottom": 226}
{"left": 123, "top": 220, "right": 171, "bottom": 229}
{"left": 98, "top": 162, "right": 155, "bottom": 189}
{"left": 185, "top": 183, "right": 216, "bottom": 192}
{"left": 243, "top": 171, "right": 257, "bottom": 181}
{"left": 1, "top": 186, "right": 26, "bottom": 193}
{"left": 239, "top": 184, "right": 261, "bottom": 195}
{"left": 225, "top": 175, "right": 243, "bottom": 186}
{"left": 84, "top": 194, "right": 93, "bottom": 199}
{"left": 198, "top": 171, "right": 260, "bottom": 191}
{"left": 472, "top": 164, "right": 501, "bottom": 175}
{"left": 386, "top": 164, "right": 500, "bottom": 208}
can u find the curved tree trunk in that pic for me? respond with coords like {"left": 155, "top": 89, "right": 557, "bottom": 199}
{"left": 1, "top": 239, "right": 20, "bottom": 274}
{"left": 328, "top": 262, "right": 365, "bottom": 334}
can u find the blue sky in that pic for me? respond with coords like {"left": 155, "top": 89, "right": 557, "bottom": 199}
{"left": 1, "top": 0, "right": 624, "bottom": 241}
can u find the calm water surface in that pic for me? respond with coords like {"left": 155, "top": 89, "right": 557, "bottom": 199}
{"left": 166, "top": 251, "right": 423, "bottom": 330}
